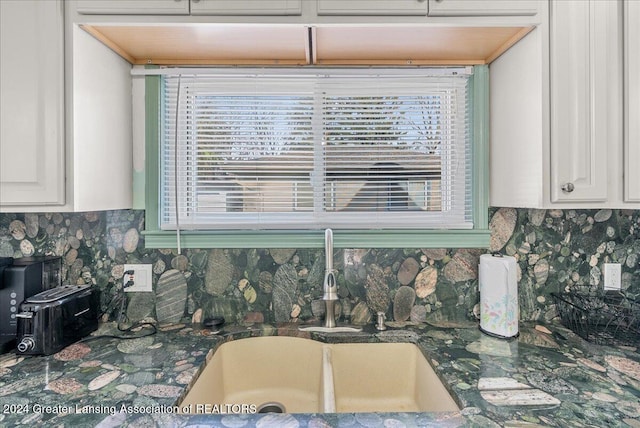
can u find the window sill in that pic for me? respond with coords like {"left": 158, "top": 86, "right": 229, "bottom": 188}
{"left": 142, "top": 229, "right": 490, "bottom": 249}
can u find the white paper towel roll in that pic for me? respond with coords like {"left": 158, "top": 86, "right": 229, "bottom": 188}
{"left": 479, "top": 254, "right": 519, "bottom": 338}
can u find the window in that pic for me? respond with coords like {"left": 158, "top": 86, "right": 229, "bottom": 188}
{"left": 144, "top": 67, "right": 489, "bottom": 248}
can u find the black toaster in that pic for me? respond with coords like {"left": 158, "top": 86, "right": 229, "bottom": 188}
{"left": 15, "top": 284, "right": 99, "bottom": 356}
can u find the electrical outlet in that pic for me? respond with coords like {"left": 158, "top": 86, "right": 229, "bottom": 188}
{"left": 123, "top": 264, "right": 153, "bottom": 292}
{"left": 603, "top": 263, "right": 622, "bottom": 291}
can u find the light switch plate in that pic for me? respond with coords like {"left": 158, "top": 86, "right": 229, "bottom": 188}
{"left": 123, "top": 264, "right": 153, "bottom": 292}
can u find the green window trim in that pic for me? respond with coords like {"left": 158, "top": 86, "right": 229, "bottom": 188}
{"left": 142, "top": 66, "right": 490, "bottom": 249}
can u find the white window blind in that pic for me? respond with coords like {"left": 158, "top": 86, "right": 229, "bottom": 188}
{"left": 160, "top": 68, "right": 473, "bottom": 230}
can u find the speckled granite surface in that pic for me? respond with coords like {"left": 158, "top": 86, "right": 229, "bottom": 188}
{"left": 0, "top": 321, "right": 638, "bottom": 428}
{"left": 1, "top": 209, "right": 639, "bottom": 328}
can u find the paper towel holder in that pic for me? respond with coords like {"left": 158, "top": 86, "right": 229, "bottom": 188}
{"left": 480, "top": 326, "right": 519, "bottom": 340}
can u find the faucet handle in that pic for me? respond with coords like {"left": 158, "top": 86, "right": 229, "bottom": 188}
{"left": 376, "top": 311, "right": 386, "bottom": 331}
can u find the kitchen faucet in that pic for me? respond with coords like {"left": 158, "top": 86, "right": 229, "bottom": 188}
{"left": 298, "top": 229, "right": 361, "bottom": 333}
{"left": 323, "top": 229, "right": 338, "bottom": 328}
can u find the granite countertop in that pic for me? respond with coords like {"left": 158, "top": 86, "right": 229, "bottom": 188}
{"left": 0, "top": 321, "right": 639, "bottom": 428}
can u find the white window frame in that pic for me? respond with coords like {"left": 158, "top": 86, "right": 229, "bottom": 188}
{"left": 160, "top": 68, "right": 473, "bottom": 231}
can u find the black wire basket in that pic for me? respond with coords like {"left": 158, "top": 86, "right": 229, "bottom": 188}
{"left": 551, "top": 291, "right": 640, "bottom": 346}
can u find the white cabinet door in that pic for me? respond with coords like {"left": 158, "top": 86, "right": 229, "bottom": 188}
{"left": 76, "top": 0, "right": 189, "bottom": 14}
{"left": 428, "top": 0, "right": 538, "bottom": 16}
{"left": 624, "top": 0, "right": 640, "bottom": 202}
{"left": 191, "top": 0, "right": 302, "bottom": 15}
{"left": 317, "top": 0, "right": 428, "bottom": 16}
{"left": 549, "top": 0, "right": 622, "bottom": 203}
{"left": 0, "top": 0, "right": 65, "bottom": 206}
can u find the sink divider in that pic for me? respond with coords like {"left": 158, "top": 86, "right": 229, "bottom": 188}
{"left": 322, "top": 345, "right": 337, "bottom": 413}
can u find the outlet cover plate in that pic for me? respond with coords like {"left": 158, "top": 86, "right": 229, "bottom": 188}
{"left": 603, "top": 263, "right": 622, "bottom": 291}
{"left": 124, "top": 264, "right": 153, "bottom": 292}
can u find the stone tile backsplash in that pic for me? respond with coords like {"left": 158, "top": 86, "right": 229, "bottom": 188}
{"left": 0, "top": 208, "right": 638, "bottom": 326}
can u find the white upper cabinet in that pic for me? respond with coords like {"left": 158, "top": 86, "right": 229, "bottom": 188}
{"left": 490, "top": 0, "right": 638, "bottom": 209}
{"left": 0, "top": 1, "right": 133, "bottom": 212}
{"left": 427, "top": 0, "right": 538, "bottom": 16}
{"left": 624, "top": 0, "right": 640, "bottom": 202}
{"left": 76, "top": 0, "right": 190, "bottom": 15}
{"left": 73, "top": 0, "right": 540, "bottom": 20}
{"left": 549, "top": 0, "right": 621, "bottom": 203}
{"left": 317, "top": 0, "right": 428, "bottom": 16}
{"left": 0, "top": 0, "right": 65, "bottom": 207}
{"left": 316, "top": 0, "right": 539, "bottom": 17}
{"left": 76, "top": 0, "right": 302, "bottom": 15}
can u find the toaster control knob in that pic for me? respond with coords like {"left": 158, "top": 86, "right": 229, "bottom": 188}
{"left": 17, "top": 337, "right": 35, "bottom": 353}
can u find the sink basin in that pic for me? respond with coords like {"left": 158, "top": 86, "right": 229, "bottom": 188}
{"left": 330, "top": 342, "right": 459, "bottom": 412}
{"left": 179, "top": 336, "right": 459, "bottom": 414}
{"left": 180, "top": 337, "right": 326, "bottom": 413}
